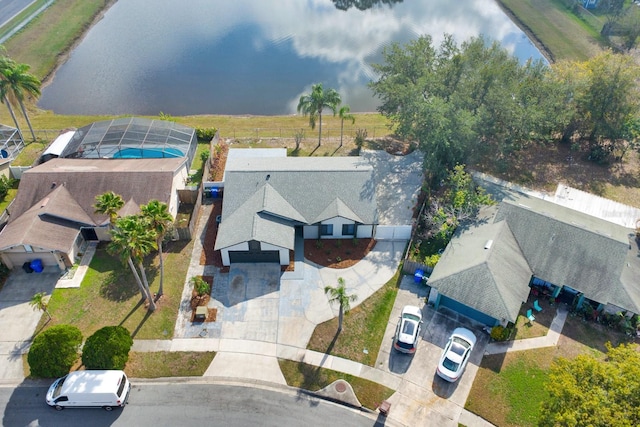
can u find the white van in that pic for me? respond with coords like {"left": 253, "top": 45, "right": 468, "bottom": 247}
{"left": 46, "top": 370, "right": 131, "bottom": 411}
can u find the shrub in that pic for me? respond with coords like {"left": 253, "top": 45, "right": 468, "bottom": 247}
{"left": 0, "top": 175, "right": 15, "bottom": 200}
{"left": 424, "top": 254, "right": 440, "bottom": 268}
{"left": 200, "top": 150, "right": 210, "bottom": 164}
{"left": 490, "top": 325, "right": 512, "bottom": 341}
{"left": 82, "top": 326, "right": 133, "bottom": 370}
{"left": 191, "top": 276, "right": 210, "bottom": 296}
{"left": 354, "top": 128, "right": 367, "bottom": 149}
{"left": 27, "top": 325, "right": 82, "bottom": 378}
{"left": 196, "top": 127, "right": 217, "bottom": 141}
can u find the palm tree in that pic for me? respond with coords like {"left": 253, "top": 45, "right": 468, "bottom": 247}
{"left": 0, "top": 58, "right": 20, "bottom": 134}
{"left": 141, "top": 200, "right": 173, "bottom": 299}
{"left": 338, "top": 105, "right": 355, "bottom": 147}
{"left": 108, "top": 215, "right": 158, "bottom": 311}
{"left": 94, "top": 192, "right": 125, "bottom": 227}
{"left": 324, "top": 277, "right": 358, "bottom": 333}
{"left": 29, "top": 292, "right": 51, "bottom": 321}
{"left": 0, "top": 59, "right": 41, "bottom": 141}
{"left": 297, "top": 83, "right": 341, "bottom": 146}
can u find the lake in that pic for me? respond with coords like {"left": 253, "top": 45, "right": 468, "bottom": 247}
{"left": 38, "top": 0, "right": 545, "bottom": 116}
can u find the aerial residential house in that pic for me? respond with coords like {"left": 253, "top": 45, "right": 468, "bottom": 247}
{"left": 0, "top": 117, "right": 197, "bottom": 270}
{"left": 214, "top": 149, "right": 378, "bottom": 266}
{"left": 428, "top": 193, "right": 640, "bottom": 326}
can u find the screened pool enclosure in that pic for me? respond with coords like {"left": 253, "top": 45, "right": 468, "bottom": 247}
{"left": 58, "top": 117, "right": 197, "bottom": 166}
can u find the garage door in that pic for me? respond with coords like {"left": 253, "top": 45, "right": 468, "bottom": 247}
{"left": 439, "top": 295, "right": 497, "bottom": 326}
{"left": 229, "top": 250, "right": 280, "bottom": 263}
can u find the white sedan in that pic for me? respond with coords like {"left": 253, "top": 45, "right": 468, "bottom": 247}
{"left": 436, "top": 327, "right": 477, "bottom": 382}
{"left": 393, "top": 305, "right": 423, "bottom": 354}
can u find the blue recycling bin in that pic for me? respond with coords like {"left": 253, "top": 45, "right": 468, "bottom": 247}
{"left": 30, "top": 259, "right": 43, "bottom": 273}
{"left": 414, "top": 269, "right": 425, "bottom": 283}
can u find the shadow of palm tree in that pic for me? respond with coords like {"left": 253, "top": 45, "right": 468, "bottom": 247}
{"left": 100, "top": 271, "right": 139, "bottom": 301}
{"left": 118, "top": 298, "right": 146, "bottom": 327}
{"left": 309, "top": 144, "right": 321, "bottom": 156}
{"left": 130, "top": 309, "right": 153, "bottom": 338}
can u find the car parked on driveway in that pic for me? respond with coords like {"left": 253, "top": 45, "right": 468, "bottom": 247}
{"left": 393, "top": 305, "right": 423, "bottom": 354}
{"left": 436, "top": 327, "right": 477, "bottom": 382}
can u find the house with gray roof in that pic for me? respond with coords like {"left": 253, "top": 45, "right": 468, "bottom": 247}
{"left": 0, "top": 157, "right": 189, "bottom": 270}
{"left": 428, "top": 193, "right": 640, "bottom": 326}
{"left": 215, "top": 149, "right": 377, "bottom": 266}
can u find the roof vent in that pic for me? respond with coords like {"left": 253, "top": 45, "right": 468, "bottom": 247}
{"left": 484, "top": 239, "right": 493, "bottom": 249}
{"left": 40, "top": 197, "right": 50, "bottom": 208}
{"left": 266, "top": 174, "right": 270, "bottom": 181}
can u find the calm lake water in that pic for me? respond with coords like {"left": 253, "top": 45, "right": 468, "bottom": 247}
{"left": 38, "top": 0, "right": 545, "bottom": 116}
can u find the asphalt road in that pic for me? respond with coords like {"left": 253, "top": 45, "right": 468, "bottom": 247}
{"left": 0, "top": 0, "right": 34, "bottom": 27}
{"left": 0, "top": 382, "right": 383, "bottom": 427}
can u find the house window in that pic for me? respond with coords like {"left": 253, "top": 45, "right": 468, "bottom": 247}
{"left": 342, "top": 224, "right": 355, "bottom": 236}
{"left": 320, "top": 224, "right": 333, "bottom": 236}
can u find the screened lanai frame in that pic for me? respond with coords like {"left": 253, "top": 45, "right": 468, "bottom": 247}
{"left": 0, "top": 124, "right": 24, "bottom": 160}
{"left": 60, "top": 117, "right": 197, "bottom": 166}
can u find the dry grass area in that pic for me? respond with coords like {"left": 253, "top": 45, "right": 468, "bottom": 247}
{"left": 470, "top": 141, "right": 640, "bottom": 208}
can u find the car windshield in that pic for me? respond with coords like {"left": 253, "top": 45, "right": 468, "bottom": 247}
{"left": 401, "top": 320, "right": 415, "bottom": 335}
{"left": 52, "top": 377, "right": 66, "bottom": 398}
{"left": 442, "top": 357, "right": 460, "bottom": 372}
{"left": 403, "top": 313, "right": 421, "bottom": 322}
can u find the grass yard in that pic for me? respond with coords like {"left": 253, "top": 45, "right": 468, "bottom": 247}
{"left": 466, "top": 315, "right": 638, "bottom": 427}
{"left": 497, "top": 0, "right": 605, "bottom": 62}
{"left": 278, "top": 359, "right": 394, "bottom": 410}
{"left": 36, "top": 237, "right": 194, "bottom": 340}
{"left": 307, "top": 269, "right": 401, "bottom": 366}
{"left": 124, "top": 351, "right": 215, "bottom": 378}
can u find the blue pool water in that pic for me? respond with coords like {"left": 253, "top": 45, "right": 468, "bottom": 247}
{"left": 112, "top": 147, "right": 184, "bottom": 159}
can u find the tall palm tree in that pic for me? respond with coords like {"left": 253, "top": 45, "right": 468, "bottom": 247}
{"left": 94, "top": 191, "right": 125, "bottom": 227}
{"left": 0, "top": 59, "right": 41, "bottom": 141}
{"left": 108, "top": 215, "right": 158, "bottom": 311}
{"left": 297, "top": 83, "right": 342, "bottom": 146}
{"left": 338, "top": 105, "right": 355, "bottom": 147}
{"left": 29, "top": 291, "right": 51, "bottom": 321}
{"left": 0, "top": 57, "right": 23, "bottom": 140}
{"left": 324, "top": 277, "right": 357, "bottom": 333}
{"left": 141, "top": 200, "right": 173, "bottom": 298}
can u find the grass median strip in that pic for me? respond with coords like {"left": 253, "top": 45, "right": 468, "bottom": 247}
{"left": 278, "top": 359, "right": 394, "bottom": 410}
{"left": 125, "top": 352, "right": 216, "bottom": 378}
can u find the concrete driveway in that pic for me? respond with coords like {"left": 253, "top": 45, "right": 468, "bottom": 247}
{"left": 376, "top": 276, "right": 490, "bottom": 426}
{"left": 0, "top": 267, "right": 60, "bottom": 380}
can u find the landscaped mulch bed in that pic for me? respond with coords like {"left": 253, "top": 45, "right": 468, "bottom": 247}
{"left": 304, "top": 238, "right": 376, "bottom": 269}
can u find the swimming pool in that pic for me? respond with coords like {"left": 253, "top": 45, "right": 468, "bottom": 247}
{"left": 112, "top": 147, "right": 183, "bottom": 159}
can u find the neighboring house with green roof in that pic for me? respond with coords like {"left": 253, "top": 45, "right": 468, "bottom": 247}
{"left": 428, "top": 193, "right": 640, "bottom": 326}
{"left": 215, "top": 149, "right": 378, "bottom": 266}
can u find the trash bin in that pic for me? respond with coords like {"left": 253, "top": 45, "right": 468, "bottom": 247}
{"left": 414, "top": 269, "right": 425, "bottom": 283}
{"left": 22, "top": 262, "right": 33, "bottom": 274}
{"left": 30, "top": 259, "right": 43, "bottom": 273}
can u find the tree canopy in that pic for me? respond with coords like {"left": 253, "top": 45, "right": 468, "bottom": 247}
{"left": 369, "top": 35, "right": 640, "bottom": 182}
{"left": 539, "top": 342, "right": 640, "bottom": 427}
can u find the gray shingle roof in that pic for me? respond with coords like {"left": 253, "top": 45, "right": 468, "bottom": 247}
{"left": 430, "top": 192, "right": 640, "bottom": 320}
{"left": 496, "top": 194, "right": 639, "bottom": 313}
{"left": 429, "top": 216, "right": 533, "bottom": 322}
{"left": 215, "top": 155, "right": 377, "bottom": 250}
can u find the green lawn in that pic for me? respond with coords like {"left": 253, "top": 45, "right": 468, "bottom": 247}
{"left": 38, "top": 239, "right": 193, "bottom": 340}
{"left": 125, "top": 351, "right": 215, "bottom": 378}
{"left": 497, "top": 0, "right": 606, "bottom": 62}
{"left": 307, "top": 268, "right": 401, "bottom": 366}
{"left": 278, "top": 359, "right": 394, "bottom": 410}
{"left": 466, "top": 317, "right": 638, "bottom": 426}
